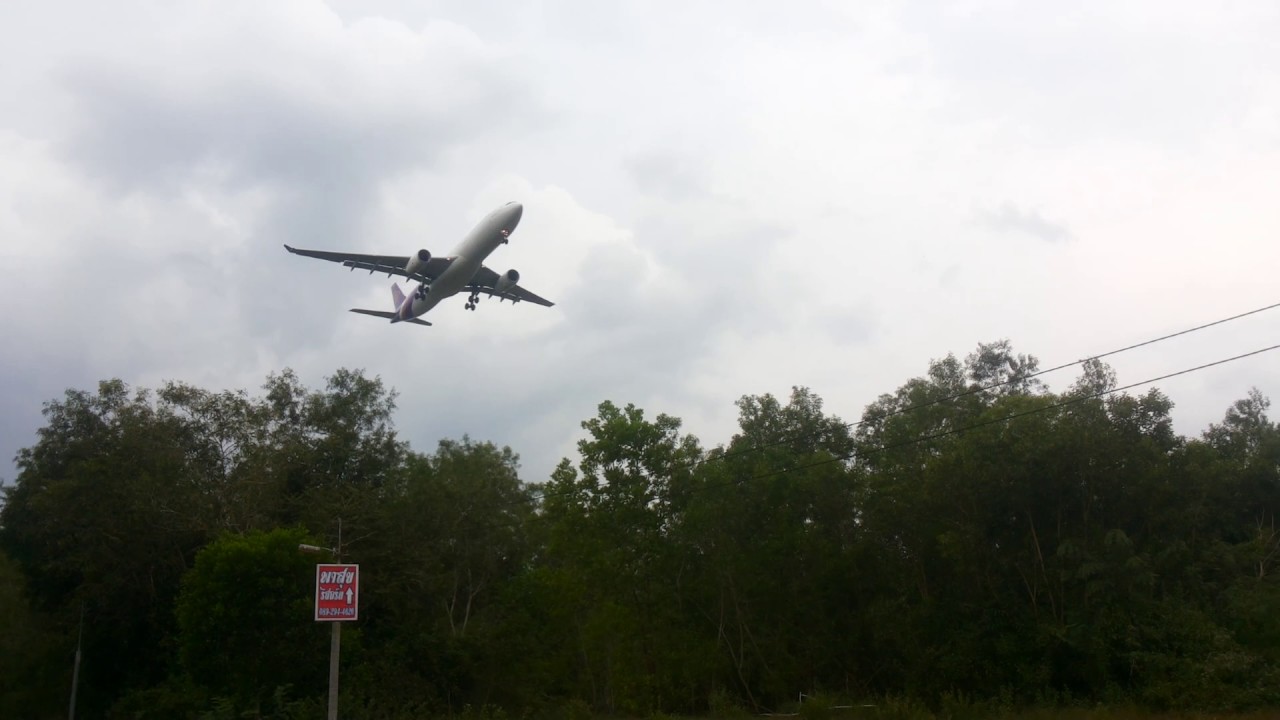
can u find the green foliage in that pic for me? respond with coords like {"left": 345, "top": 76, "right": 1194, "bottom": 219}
{"left": 191, "top": 686, "right": 322, "bottom": 720}
{"left": 107, "top": 677, "right": 208, "bottom": 719}
{"left": 560, "top": 697, "right": 593, "bottom": 720}
{"left": 4, "top": 351, "right": 1280, "bottom": 716}
{"left": 176, "top": 527, "right": 328, "bottom": 706}
{"left": 0, "top": 551, "right": 62, "bottom": 718}
{"left": 708, "top": 686, "right": 750, "bottom": 718}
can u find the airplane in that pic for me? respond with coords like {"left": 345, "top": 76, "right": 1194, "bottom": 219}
{"left": 283, "top": 201, "right": 553, "bottom": 326}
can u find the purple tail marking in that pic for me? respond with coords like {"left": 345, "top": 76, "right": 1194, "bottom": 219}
{"left": 391, "top": 283, "right": 406, "bottom": 317}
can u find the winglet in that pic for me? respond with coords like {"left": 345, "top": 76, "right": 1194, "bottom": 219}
{"left": 283, "top": 244, "right": 295, "bottom": 253}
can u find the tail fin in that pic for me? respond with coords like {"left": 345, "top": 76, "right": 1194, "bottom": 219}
{"left": 391, "top": 282, "right": 406, "bottom": 309}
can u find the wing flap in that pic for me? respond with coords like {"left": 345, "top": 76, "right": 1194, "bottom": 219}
{"left": 468, "top": 285, "right": 555, "bottom": 307}
{"left": 467, "top": 265, "right": 555, "bottom": 307}
{"left": 283, "top": 245, "right": 454, "bottom": 282}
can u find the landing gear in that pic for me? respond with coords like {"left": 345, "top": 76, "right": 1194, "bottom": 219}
{"left": 464, "top": 292, "right": 481, "bottom": 311}
{"left": 500, "top": 229, "right": 510, "bottom": 244}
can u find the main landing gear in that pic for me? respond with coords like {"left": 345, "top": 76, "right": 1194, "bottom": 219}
{"left": 464, "top": 292, "right": 481, "bottom": 311}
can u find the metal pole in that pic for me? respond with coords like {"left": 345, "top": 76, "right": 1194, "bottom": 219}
{"left": 328, "top": 621, "right": 341, "bottom": 720}
{"left": 69, "top": 603, "right": 84, "bottom": 720}
{"left": 327, "top": 517, "right": 342, "bottom": 720}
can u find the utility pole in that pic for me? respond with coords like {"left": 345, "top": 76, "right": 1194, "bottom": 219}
{"left": 328, "top": 519, "right": 342, "bottom": 720}
{"left": 68, "top": 603, "right": 84, "bottom": 720}
{"left": 301, "top": 518, "right": 346, "bottom": 720}
{"left": 328, "top": 617, "right": 341, "bottom": 720}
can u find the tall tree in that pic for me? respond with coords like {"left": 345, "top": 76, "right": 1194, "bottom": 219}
{"left": 538, "top": 401, "right": 705, "bottom": 714}
{"left": 175, "top": 527, "right": 328, "bottom": 710}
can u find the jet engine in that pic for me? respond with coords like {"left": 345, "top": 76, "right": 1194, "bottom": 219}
{"left": 405, "top": 249, "right": 431, "bottom": 276}
{"left": 494, "top": 269, "right": 520, "bottom": 294}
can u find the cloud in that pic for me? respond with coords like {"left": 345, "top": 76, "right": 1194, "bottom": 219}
{"left": 3, "top": 0, "right": 1279, "bottom": 486}
{"left": 626, "top": 151, "right": 710, "bottom": 202}
{"left": 977, "top": 202, "right": 1073, "bottom": 244}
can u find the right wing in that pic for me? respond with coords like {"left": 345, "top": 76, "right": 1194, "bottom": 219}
{"left": 467, "top": 266, "right": 556, "bottom": 307}
{"left": 284, "top": 245, "right": 454, "bottom": 283}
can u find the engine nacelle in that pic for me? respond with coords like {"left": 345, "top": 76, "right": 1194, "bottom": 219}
{"left": 405, "top": 249, "right": 431, "bottom": 276}
{"left": 494, "top": 269, "right": 520, "bottom": 294}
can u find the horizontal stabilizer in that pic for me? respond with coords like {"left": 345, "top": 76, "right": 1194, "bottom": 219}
{"left": 349, "top": 309, "right": 432, "bottom": 326}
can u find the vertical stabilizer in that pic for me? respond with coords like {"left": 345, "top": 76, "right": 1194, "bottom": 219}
{"left": 391, "top": 283, "right": 406, "bottom": 309}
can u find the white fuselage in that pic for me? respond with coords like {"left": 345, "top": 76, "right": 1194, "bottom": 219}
{"left": 397, "top": 202, "right": 522, "bottom": 321}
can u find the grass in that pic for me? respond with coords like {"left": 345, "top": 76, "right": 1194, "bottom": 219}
{"left": 770, "top": 704, "right": 1279, "bottom": 720}
{"left": 687, "top": 696, "right": 1280, "bottom": 720}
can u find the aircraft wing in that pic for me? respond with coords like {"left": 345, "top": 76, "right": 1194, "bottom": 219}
{"left": 283, "top": 245, "right": 454, "bottom": 283}
{"left": 469, "top": 266, "right": 556, "bottom": 307}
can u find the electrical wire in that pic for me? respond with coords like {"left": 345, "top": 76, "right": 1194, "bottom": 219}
{"left": 745, "top": 342, "right": 1280, "bottom": 482}
{"left": 395, "top": 299, "right": 1280, "bottom": 514}
{"left": 520, "top": 341, "right": 1280, "bottom": 507}
{"left": 683, "top": 299, "right": 1280, "bottom": 472}
{"left": 445, "top": 340, "right": 1280, "bottom": 541}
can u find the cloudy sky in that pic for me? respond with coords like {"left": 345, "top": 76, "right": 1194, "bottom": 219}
{"left": 2, "top": 0, "right": 1278, "bottom": 484}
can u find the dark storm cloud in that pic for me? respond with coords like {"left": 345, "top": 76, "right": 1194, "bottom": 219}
{"left": 0, "top": 7, "right": 551, "bottom": 479}
{"left": 55, "top": 42, "right": 536, "bottom": 261}
{"left": 59, "top": 63, "right": 519, "bottom": 194}
{"left": 45, "top": 15, "right": 544, "bottom": 353}
{"left": 4, "top": 1, "right": 1278, "bottom": 489}
{"left": 0, "top": 344, "right": 92, "bottom": 480}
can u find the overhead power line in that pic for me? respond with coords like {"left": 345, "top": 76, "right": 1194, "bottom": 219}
{"left": 745, "top": 342, "right": 1280, "bottom": 483}
{"left": 690, "top": 299, "right": 1280, "bottom": 471}
{"left": 439, "top": 341, "right": 1280, "bottom": 535}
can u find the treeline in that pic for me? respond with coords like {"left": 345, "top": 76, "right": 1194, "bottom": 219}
{"left": 2, "top": 343, "right": 1279, "bottom": 718}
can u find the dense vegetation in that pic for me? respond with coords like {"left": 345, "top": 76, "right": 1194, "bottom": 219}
{"left": 3, "top": 342, "right": 1279, "bottom": 719}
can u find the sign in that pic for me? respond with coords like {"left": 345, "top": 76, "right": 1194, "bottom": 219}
{"left": 314, "top": 564, "right": 359, "bottom": 622}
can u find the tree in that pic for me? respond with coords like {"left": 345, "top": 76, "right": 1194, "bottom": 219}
{"left": 175, "top": 527, "right": 328, "bottom": 709}
{"left": 0, "top": 369, "right": 406, "bottom": 716}
{"left": 334, "top": 437, "right": 540, "bottom": 713}
{"left": 0, "top": 380, "right": 211, "bottom": 715}
{"left": 679, "top": 388, "right": 863, "bottom": 708}
{"left": 537, "top": 400, "right": 706, "bottom": 714}
{"left": 0, "top": 551, "right": 61, "bottom": 718}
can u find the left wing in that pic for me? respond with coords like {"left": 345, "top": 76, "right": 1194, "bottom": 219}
{"left": 283, "top": 245, "right": 454, "bottom": 283}
{"left": 468, "top": 266, "right": 555, "bottom": 307}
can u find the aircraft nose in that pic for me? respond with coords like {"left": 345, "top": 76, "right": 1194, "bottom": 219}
{"left": 499, "top": 202, "right": 519, "bottom": 229}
